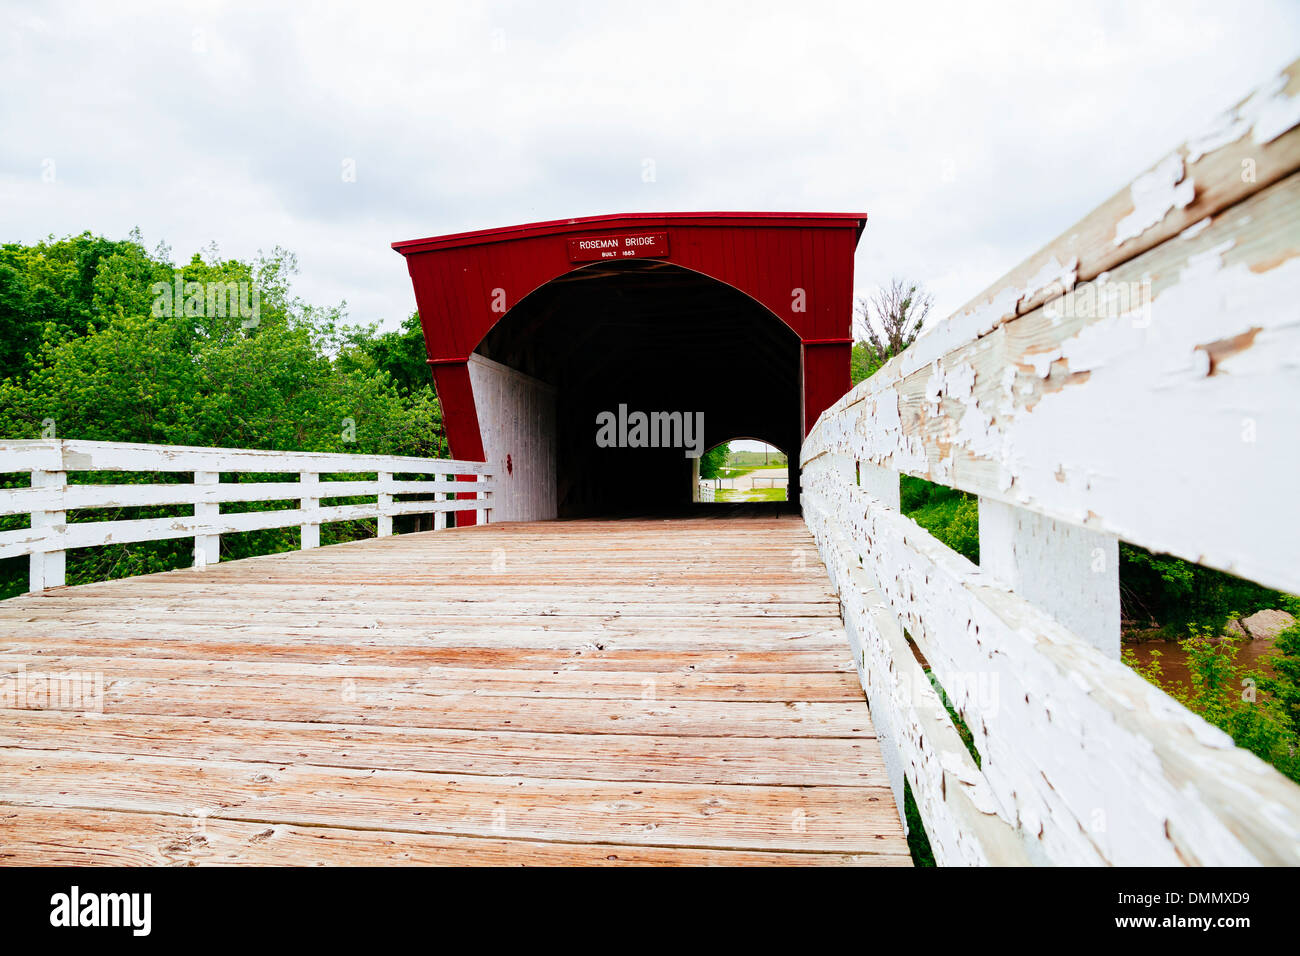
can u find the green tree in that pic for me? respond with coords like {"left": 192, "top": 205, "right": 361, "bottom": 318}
{"left": 851, "top": 277, "right": 933, "bottom": 385}
{"left": 0, "top": 232, "right": 447, "bottom": 598}
{"left": 699, "top": 442, "right": 730, "bottom": 480}
{"left": 1120, "top": 544, "right": 1282, "bottom": 634}
{"left": 338, "top": 313, "right": 435, "bottom": 397}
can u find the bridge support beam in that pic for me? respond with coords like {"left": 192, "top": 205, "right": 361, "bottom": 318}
{"left": 978, "top": 498, "right": 1119, "bottom": 658}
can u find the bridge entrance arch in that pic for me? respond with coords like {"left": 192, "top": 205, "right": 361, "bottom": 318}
{"left": 394, "top": 212, "right": 864, "bottom": 520}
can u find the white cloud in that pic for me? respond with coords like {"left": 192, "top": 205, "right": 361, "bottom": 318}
{"left": 2, "top": 0, "right": 1296, "bottom": 329}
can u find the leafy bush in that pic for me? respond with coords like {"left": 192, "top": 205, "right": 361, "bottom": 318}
{"left": 900, "top": 475, "right": 978, "bottom": 563}
{"left": 1125, "top": 620, "right": 1300, "bottom": 784}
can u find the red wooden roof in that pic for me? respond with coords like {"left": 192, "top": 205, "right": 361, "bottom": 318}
{"left": 393, "top": 211, "right": 867, "bottom": 255}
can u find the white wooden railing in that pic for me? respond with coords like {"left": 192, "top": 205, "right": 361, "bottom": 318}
{"left": 802, "top": 58, "right": 1300, "bottom": 865}
{"left": 1, "top": 440, "right": 492, "bottom": 593}
{"left": 697, "top": 480, "right": 716, "bottom": 502}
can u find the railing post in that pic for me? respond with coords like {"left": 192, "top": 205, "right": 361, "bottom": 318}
{"left": 193, "top": 470, "right": 220, "bottom": 569}
{"left": 29, "top": 465, "right": 66, "bottom": 592}
{"left": 978, "top": 497, "right": 1120, "bottom": 658}
{"left": 300, "top": 470, "right": 320, "bottom": 549}
{"left": 434, "top": 474, "right": 447, "bottom": 531}
{"left": 377, "top": 471, "right": 393, "bottom": 537}
{"left": 476, "top": 472, "right": 489, "bottom": 526}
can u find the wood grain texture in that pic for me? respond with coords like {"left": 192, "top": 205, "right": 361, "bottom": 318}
{"left": 0, "top": 516, "right": 908, "bottom": 866}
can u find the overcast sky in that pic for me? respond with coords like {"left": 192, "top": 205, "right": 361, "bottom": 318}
{"left": 3, "top": 0, "right": 1298, "bottom": 333}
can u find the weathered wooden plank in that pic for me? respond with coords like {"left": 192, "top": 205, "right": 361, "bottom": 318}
{"left": 0, "top": 655, "right": 864, "bottom": 702}
{"left": 2, "top": 478, "right": 491, "bottom": 511}
{"left": 0, "top": 747, "right": 905, "bottom": 854}
{"left": 0, "top": 617, "right": 848, "bottom": 647}
{"left": 0, "top": 500, "right": 487, "bottom": 560}
{"left": 0, "top": 711, "right": 883, "bottom": 786}
{"left": 28, "top": 583, "right": 838, "bottom": 603}
{"left": 806, "top": 490, "right": 1031, "bottom": 865}
{"left": 0, "top": 438, "right": 488, "bottom": 475}
{"left": 802, "top": 470, "right": 1300, "bottom": 865}
{"left": 0, "top": 807, "right": 909, "bottom": 866}
{"left": 0, "top": 441, "right": 63, "bottom": 472}
{"left": 0, "top": 636, "right": 849, "bottom": 673}
{"left": 1, "top": 682, "right": 872, "bottom": 737}
{"left": 58, "top": 439, "right": 488, "bottom": 474}
{"left": 805, "top": 171, "right": 1300, "bottom": 593}
{"left": 7, "top": 600, "right": 840, "bottom": 620}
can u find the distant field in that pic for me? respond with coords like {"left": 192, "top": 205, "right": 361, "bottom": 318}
{"left": 717, "top": 486, "right": 787, "bottom": 503}
{"left": 728, "top": 450, "right": 788, "bottom": 468}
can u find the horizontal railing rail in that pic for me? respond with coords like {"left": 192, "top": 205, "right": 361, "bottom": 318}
{"left": 0, "top": 439, "right": 493, "bottom": 593}
{"left": 802, "top": 57, "right": 1300, "bottom": 865}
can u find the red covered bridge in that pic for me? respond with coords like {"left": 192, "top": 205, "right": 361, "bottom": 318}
{"left": 393, "top": 212, "right": 865, "bottom": 519}
{"left": 3, "top": 61, "right": 1299, "bottom": 867}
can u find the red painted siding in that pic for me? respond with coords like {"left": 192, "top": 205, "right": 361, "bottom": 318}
{"left": 395, "top": 211, "right": 864, "bottom": 466}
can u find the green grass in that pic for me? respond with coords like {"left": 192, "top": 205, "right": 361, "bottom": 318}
{"left": 715, "top": 487, "right": 787, "bottom": 503}
{"left": 716, "top": 463, "right": 788, "bottom": 481}
{"left": 903, "top": 779, "right": 936, "bottom": 866}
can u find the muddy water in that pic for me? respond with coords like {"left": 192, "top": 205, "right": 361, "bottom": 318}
{"left": 1127, "top": 637, "right": 1282, "bottom": 691}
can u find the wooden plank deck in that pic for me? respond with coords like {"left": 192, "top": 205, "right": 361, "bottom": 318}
{"left": 0, "top": 516, "right": 909, "bottom": 866}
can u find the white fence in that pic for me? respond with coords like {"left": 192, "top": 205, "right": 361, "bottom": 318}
{"left": 697, "top": 480, "right": 716, "bottom": 502}
{"left": 801, "top": 58, "right": 1300, "bottom": 865}
{"left": 1, "top": 439, "right": 493, "bottom": 593}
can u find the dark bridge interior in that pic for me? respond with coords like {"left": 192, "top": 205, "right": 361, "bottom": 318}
{"left": 475, "top": 261, "right": 802, "bottom": 517}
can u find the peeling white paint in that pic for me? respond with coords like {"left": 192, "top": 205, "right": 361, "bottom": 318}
{"left": 802, "top": 469, "right": 1300, "bottom": 865}
{"left": 1180, "top": 239, "right": 1236, "bottom": 281}
{"left": 1187, "top": 70, "right": 1300, "bottom": 162}
{"left": 924, "top": 360, "right": 946, "bottom": 409}
{"left": 1027, "top": 349, "right": 1060, "bottom": 379}
{"left": 801, "top": 160, "right": 1300, "bottom": 865}
{"left": 1021, "top": 255, "right": 1079, "bottom": 302}
{"left": 946, "top": 362, "right": 977, "bottom": 401}
{"left": 1113, "top": 153, "right": 1195, "bottom": 246}
{"left": 1006, "top": 237, "right": 1297, "bottom": 593}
